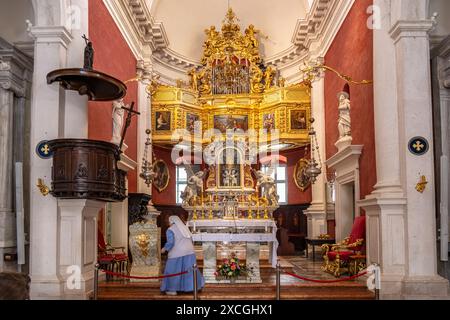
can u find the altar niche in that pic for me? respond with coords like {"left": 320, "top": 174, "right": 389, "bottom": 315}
{"left": 180, "top": 142, "right": 279, "bottom": 284}
{"left": 217, "top": 146, "right": 244, "bottom": 189}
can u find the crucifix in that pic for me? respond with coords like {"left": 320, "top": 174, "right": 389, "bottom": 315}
{"left": 119, "top": 101, "right": 140, "bottom": 152}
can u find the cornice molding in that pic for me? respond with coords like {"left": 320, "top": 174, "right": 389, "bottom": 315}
{"left": 0, "top": 38, "right": 34, "bottom": 97}
{"left": 29, "top": 26, "right": 72, "bottom": 49}
{"left": 389, "top": 20, "right": 434, "bottom": 44}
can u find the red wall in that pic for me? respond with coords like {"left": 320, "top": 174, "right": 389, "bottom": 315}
{"left": 282, "top": 148, "right": 312, "bottom": 205}
{"left": 152, "top": 146, "right": 177, "bottom": 205}
{"left": 88, "top": 0, "right": 138, "bottom": 193}
{"left": 324, "top": 0, "right": 375, "bottom": 201}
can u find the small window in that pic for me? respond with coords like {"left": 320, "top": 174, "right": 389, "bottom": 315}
{"left": 261, "top": 164, "right": 287, "bottom": 204}
{"left": 176, "top": 165, "right": 201, "bottom": 204}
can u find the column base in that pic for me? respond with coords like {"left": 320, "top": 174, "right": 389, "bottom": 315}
{"left": 402, "top": 276, "right": 450, "bottom": 300}
{"left": 379, "top": 274, "right": 450, "bottom": 299}
{"left": 30, "top": 276, "right": 64, "bottom": 300}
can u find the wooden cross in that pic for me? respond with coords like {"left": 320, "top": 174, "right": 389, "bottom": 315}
{"left": 119, "top": 101, "right": 140, "bottom": 152}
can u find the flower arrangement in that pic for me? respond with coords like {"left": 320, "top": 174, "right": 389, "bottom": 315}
{"left": 215, "top": 252, "right": 252, "bottom": 279}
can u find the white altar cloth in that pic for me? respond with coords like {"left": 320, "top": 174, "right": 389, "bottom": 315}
{"left": 187, "top": 219, "right": 278, "bottom": 268}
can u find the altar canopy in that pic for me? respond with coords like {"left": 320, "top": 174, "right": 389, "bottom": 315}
{"left": 148, "top": 8, "right": 314, "bottom": 283}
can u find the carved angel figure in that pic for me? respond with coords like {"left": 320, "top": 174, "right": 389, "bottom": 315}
{"left": 180, "top": 164, "right": 206, "bottom": 206}
{"left": 253, "top": 168, "right": 279, "bottom": 206}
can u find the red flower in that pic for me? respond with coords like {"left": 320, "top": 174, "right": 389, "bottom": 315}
{"left": 231, "top": 264, "right": 236, "bottom": 271}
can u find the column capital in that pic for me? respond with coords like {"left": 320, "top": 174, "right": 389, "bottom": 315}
{"left": 29, "top": 26, "right": 73, "bottom": 49}
{"left": 136, "top": 60, "right": 153, "bottom": 81}
{"left": 389, "top": 20, "right": 434, "bottom": 44}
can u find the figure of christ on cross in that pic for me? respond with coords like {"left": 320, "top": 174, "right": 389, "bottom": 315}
{"left": 119, "top": 102, "right": 140, "bottom": 152}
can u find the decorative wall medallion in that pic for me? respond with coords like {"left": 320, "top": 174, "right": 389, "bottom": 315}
{"left": 293, "top": 158, "right": 311, "bottom": 191}
{"left": 152, "top": 159, "right": 170, "bottom": 192}
{"left": 408, "top": 137, "right": 429, "bottom": 156}
{"left": 36, "top": 140, "right": 53, "bottom": 159}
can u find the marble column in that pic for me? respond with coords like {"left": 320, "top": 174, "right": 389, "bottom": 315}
{"left": 109, "top": 153, "right": 137, "bottom": 251}
{"left": 359, "top": 0, "right": 449, "bottom": 299}
{"left": 0, "top": 39, "right": 33, "bottom": 272}
{"left": 57, "top": 199, "right": 103, "bottom": 299}
{"left": 134, "top": 60, "right": 161, "bottom": 276}
{"left": 0, "top": 87, "right": 15, "bottom": 272}
{"left": 63, "top": 0, "right": 89, "bottom": 139}
{"left": 29, "top": 25, "right": 72, "bottom": 299}
{"left": 304, "top": 68, "right": 328, "bottom": 241}
{"left": 202, "top": 242, "right": 217, "bottom": 283}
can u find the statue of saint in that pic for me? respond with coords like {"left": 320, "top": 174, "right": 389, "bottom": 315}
{"left": 337, "top": 92, "right": 351, "bottom": 138}
{"left": 187, "top": 68, "right": 198, "bottom": 92}
{"left": 111, "top": 98, "right": 126, "bottom": 145}
{"left": 82, "top": 34, "right": 94, "bottom": 70}
{"left": 264, "top": 66, "right": 275, "bottom": 90}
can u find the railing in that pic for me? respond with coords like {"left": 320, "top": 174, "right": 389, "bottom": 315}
{"left": 94, "top": 262, "right": 381, "bottom": 300}
{"left": 94, "top": 264, "right": 200, "bottom": 300}
{"left": 275, "top": 261, "right": 381, "bottom": 300}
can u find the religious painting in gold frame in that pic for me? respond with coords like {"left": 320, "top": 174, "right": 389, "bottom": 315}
{"left": 186, "top": 113, "right": 200, "bottom": 134}
{"left": 262, "top": 113, "right": 276, "bottom": 132}
{"left": 213, "top": 115, "right": 249, "bottom": 134}
{"left": 290, "top": 110, "right": 308, "bottom": 131}
{"left": 154, "top": 111, "right": 172, "bottom": 132}
{"left": 152, "top": 159, "right": 170, "bottom": 192}
{"left": 293, "top": 158, "right": 311, "bottom": 191}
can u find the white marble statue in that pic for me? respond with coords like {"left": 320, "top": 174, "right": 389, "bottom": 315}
{"left": 180, "top": 170, "right": 206, "bottom": 205}
{"left": 337, "top": 92, "right": 351, "bottom": 139}
{"left": 253, "top": 169, "right": 279, "bottom": 206}
{"left": 111, "top": 98, "right": 126, "bottom": 145}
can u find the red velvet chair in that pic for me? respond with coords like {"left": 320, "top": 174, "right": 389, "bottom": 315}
{"left": 321, "top": 215, "right": 366, "bottom": 277}
{"left": 97, "top": 229, "right": 128, "bottom": 280}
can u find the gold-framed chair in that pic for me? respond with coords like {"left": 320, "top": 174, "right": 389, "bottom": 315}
{"left": 321, "top": 216, "right": 366, "bottom": 277}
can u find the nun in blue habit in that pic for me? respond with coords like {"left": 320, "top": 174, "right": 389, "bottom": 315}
{"left": 160, "top": 215, "right": 205, "bottom": 295}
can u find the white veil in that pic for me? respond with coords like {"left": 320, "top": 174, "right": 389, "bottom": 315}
{"left": 169, "top": 215, "right": 192, "bottom": 239}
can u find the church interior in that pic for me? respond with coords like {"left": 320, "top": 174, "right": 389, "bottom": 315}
{"left": 0, "top": 0, "right": 450, "bottom": 301}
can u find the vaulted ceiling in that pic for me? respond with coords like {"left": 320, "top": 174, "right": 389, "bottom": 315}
{"left": 105, "top": 0, "right": 354, "bottom": 84}
{"left": 147, "top": 0, "right": 312, "bottom": 62}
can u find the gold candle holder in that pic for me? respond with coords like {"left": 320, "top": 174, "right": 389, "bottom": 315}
{"left": 208, "top": 208, "right": 213, "bottom": 220}
{"left": 263, "top": 207, "right": 269, "bottom": 219}
{"left": 247, "top": 208, "right": 253, "bottom": 219}
{"left": 193, "top": 208, "right": 198, "bottom": 220}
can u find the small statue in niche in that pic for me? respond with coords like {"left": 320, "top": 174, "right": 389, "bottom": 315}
{"left": 82, "top": 34, "right": 94, "bottom": 70}
{"left": 111, "top": 98, "right": 127, "bottom": 145}
{"left": 337, "top": 92, "right": 351, "bottom": 139}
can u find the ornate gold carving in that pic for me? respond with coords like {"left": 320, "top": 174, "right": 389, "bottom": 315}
{"left": 37, "top": 178, "right": 50, "bottom": 196}
{"left": 150, "top": 8, "right": 312, "bottom": 148}
{"left": 416, "top": 175, "right": 428, "bottom": 193}
{"left": 136, "top": 233, "right": 150, "bottom": 257}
